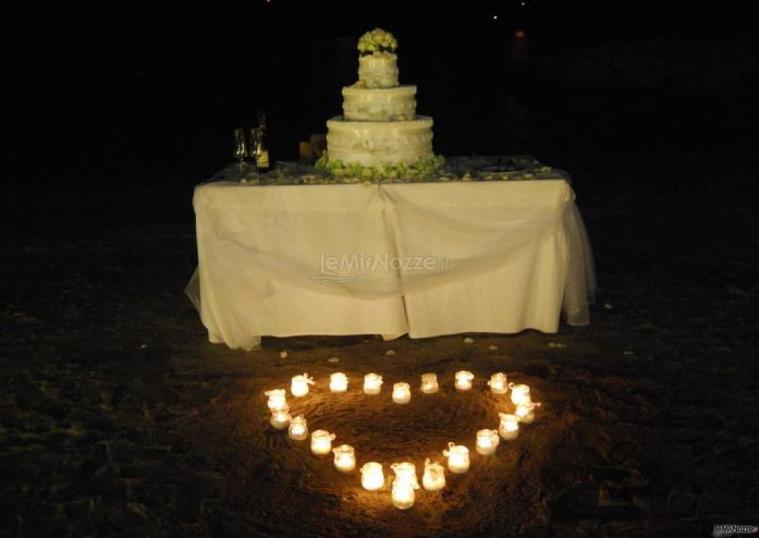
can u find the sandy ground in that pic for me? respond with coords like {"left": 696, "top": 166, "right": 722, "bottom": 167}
{"left": 1, "top": 188, "right": 757, "bottom": 537}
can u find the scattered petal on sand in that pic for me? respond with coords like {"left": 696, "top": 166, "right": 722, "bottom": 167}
{"left": 327, "top": 357, "right": 340, "bottom": 363}
{"left": 464, "top": 337, "right": 475, "bottom": 344}
{"left": 488, "top": 344, "right": 499, "bottom": 351}
{"left": 279, "top": 351, "right": 288, "bottom": 359}
{"left": 385, "top": 350, "right": 396, "bottom": 356}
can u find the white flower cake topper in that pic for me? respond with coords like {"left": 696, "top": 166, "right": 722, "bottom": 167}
{"left": 357, "top": 28, "right": 398, "bottom": 55}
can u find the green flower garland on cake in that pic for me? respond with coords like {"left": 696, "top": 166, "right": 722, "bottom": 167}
{"left": 315, "top": 154, "right": 445, "bottom": 182}
{"left": 357, "top": 28, "right": 398, "bottom": 56}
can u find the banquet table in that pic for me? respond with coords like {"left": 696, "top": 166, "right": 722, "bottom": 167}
{"left": 186, "top": 157, "right": 595, "bottom": 350}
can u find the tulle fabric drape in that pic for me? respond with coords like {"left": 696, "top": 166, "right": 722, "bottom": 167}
{"left": 186, "top": 178, "right": 595, "bottom": 350}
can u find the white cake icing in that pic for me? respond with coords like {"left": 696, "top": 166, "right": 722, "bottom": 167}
{"left": 342, "top": 86, "right": 417, "bottom": 122}
{"left": 326, "top": 117, "right": 433, "bottom": 166}
{"left": 358, "top": 52, "right": 399, "bottom": 89}
{"left": 323, "top": 29, "right": 438, "bottom": 171}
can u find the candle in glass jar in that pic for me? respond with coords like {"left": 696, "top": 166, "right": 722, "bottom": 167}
{"left": 288, "top": 415, "right": 308, "bottom": 441}
{"left": 420, "top": 373, "right": 439, "bottom": 394}
{"left": 269, "top": 407, "right": 291, "bottom": 430}
{"left": 390, "top": 462, "right": 419, "bottom": 510}
{"left": 265, "top": 389, "right": 288, "bottom": 412}
{"left": 515, "top": 402, "right": 540, "bottom": 424}
{"left": 498, "top": 413, "right": 520, "bottom": 440}
{"left": 443, "top": 442, "right": 470, "bottom": 473}
{"left": 310, "top": 430, "right": 336, "bottom": 455}
{"left": 332, "top": 444, "right": 356, "bottom": 472}
{"left": 360, "top": 462, "right": 384, "bottom": 491}
{"left": 476, "top": 429, "right": 500, "bottom": 455}
{"left": 329, "top": 372, "right": 348, "bottom": 393}
{"left": 455, "top": 370, "right": 475, "bottom": 391}
{"left": 422, "top": 458, "right": 446, "bottom": 491}
{"left": 363, "top": 373, "right": 383, "bottom": 395}
{"left": 291, "top": 373, "right": 315, "bottom": 397}
{"left": 510, "top": 383, "right": 532, "bottom": 406}
{"left": 392, "top": 382, "right": 411, "bottom": 404}
{"left": 487, "top": 372, "right": 509, "bottom": 394}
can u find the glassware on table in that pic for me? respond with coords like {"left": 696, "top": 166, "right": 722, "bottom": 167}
{"left": 233, "top": 128, "right": 249, "bottom": 180}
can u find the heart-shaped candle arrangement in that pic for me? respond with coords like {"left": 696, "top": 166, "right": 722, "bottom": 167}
{"left": 263, "top": 370, "right": 542, "bottom": 510}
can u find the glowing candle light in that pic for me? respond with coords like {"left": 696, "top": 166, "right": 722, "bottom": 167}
{"left": 363, "top": 373, "right": 383, "bottom": 395}
{"left": 487, "top": 372, "right": 509, "bottom": 394}
{"left": 291, "top": 373, "right": 315, "bottom": 397}
{"left": 420, "top": 372, "right": 439, "bottom": 394}
{"left": 498, "top": 413, "right": 520, "bottom": 440}
{"left": 288, "top": 415, "right": 308, "bottom": 441}
{"left": 329, "top": 372, "right": 348, "bottom": 393}
{"left": 510, "top": 383, "right": 532, "bottom": 406}
{"left": 360, "top": 462, "right": 385, "bottom": 491}
{"left": 476, "top": 429, "right": 500, "bottom": 455}
{"left": 443, "top": 442, "right": 470, "bottom": 473}
{"left": 269, "top": 406, "right": 291, "bottom": 430}
{"left": 310, "top": 429, "right": 336, "bottom": 456}
{"left": 455, "top": 370, "right": 474, "bottom": 391}
{"left": 264, "top": 389, "right": 288, "bottom": 412}
{"left": 515, "top": 401, "right": 541, "bottom": 424}
{"left": 422, "top": 458, "right": 446, "bottom": 491}
{"left": 392, "top": 382, "right": 411, "bottom": 404}
{"left": 332, "top": 444, "right": 356, "bottom": 472}
{"left": 390, "top": 462, "right": 420, "bottom": 510}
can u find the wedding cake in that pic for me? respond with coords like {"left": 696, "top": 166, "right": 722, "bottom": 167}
{"left": 318, "top": 29, "right": 442, "bottom": 178}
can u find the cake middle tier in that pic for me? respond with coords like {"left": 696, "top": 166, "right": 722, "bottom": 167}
{"left": 326, "top": 116, "right": 434, "bottom": 166}
{"left": 342, "top": 85, "right": 417, "bottom": 122}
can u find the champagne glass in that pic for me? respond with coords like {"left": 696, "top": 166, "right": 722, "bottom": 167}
{"left": 249, "top": 127, "right": 261, "bottom": 176}
{"left": 233, "top": 128, "right": 248, "bottom": 179}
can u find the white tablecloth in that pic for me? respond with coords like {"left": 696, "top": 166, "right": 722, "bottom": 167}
{"left": 187, "top": 173, "right": 595, "bottom": 350}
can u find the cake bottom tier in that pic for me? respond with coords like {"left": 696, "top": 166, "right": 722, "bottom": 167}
{"left": 326, "top": 116, "right": 433, "bottom": 166}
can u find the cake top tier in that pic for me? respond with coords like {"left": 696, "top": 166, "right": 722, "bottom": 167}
{"left": 358, "top": 28, "right": 398, "bottom": 56}
{"left": 356, "top": 28, "right": 400, "bottom": 88}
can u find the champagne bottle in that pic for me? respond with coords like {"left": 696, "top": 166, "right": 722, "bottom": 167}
{"left": 254, "top": 110, "right": 271, "bottom": 173}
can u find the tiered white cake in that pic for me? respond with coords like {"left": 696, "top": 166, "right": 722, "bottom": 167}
{"left": 325, "top": 30, "right": 435, "bottom": 169}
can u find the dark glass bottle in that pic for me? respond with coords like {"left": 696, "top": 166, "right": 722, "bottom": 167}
{"left": 254, "top": 110, "right": 271, "bottom": 173}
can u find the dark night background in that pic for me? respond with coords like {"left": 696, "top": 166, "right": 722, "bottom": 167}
{"left": 2, "top": 1, "right": 759, "bottom": 536}
{"left": 4, "top": 1, "right": 757, "bottom": 204}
